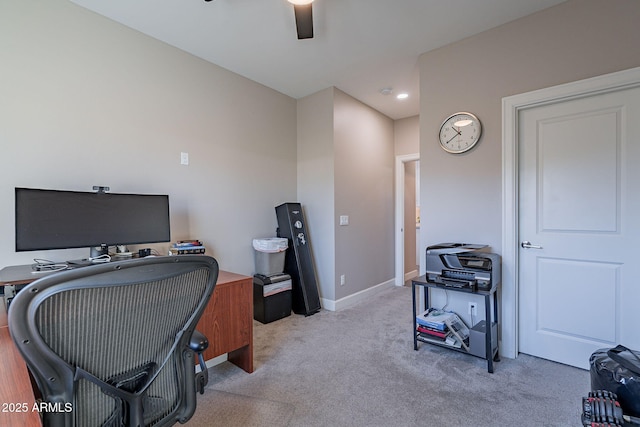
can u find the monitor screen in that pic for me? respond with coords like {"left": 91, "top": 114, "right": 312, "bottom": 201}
{"left": 15, "top": 187, "right": 170, "bottom": 252}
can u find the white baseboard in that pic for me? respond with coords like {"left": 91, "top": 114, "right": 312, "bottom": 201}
{"left": 197, "top": 353, "right": 228, "bottom": 372}
{"left": 321, "top": 278, "right": 395, "bottom": 312}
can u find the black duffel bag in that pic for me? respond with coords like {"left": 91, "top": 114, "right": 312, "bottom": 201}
{"left": 590, "top": 344, "right": 640, "bottom": 417}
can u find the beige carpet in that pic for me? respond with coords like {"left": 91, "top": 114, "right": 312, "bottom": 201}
{"left": 185, "top": 390, "right": 294, "bottom": 427}
{"left": 184, "top": 285, "right": 590, "bottom": 426}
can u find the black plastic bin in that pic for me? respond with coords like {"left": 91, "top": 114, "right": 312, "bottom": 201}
{"left": 253, "top": 273, "right": 292, "bottom": 324}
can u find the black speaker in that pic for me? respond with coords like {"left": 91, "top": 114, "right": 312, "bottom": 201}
{"left": 275, "top": 203, "right": 321, "bottom": 316}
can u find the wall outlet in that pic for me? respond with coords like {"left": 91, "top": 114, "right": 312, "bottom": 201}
{"left": 180, "top": 152, "right": 189, "bottom": 165}
{"left": 340, "top": 274, "right": 345, "bottom": 286}
{"left": 468, "top": 302, "right": 477, "bottom": 316}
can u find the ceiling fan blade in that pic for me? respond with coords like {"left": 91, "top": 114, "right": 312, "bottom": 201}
{"left": 293, "top": 3, "right": 314, "bottom": 39}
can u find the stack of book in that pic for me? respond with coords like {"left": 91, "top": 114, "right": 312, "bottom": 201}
{"left": 416, "top": 308, "right": 470, "bottom": 350}
{"left": 168, "top": 240, "right": 206, "bottom": 255}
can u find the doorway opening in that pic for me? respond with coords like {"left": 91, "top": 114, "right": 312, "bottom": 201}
{"left": 395, "top": 153, "right": 420, "bottom": 286}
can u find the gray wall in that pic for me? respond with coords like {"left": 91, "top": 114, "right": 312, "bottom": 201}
{"left": 333, "top": 89, "right": 394, "bottom": 301}
{"left": 297, "top": 88, "right": 336, "bottom": 301}
{"left": 394, "top": 116, "right": 420, "bottom": 157}
{"left": 418, "top": 0, "right": 640, "bottom": 323}
{"left": 0, "top": 0, "right": 297, "bottom": 275}
{"left": 419, "top": 0, "right": 640, "bottom": 257}
{"left": 297, "top": 88, "right": 395, "bottom": 306}
{"left": 0, "top": 0, "right": 397, "bottom": 309}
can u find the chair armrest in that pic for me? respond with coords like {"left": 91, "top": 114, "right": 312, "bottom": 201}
{"left": 190, "top": 330, "right": 209, "bottom": 394}
{"left": 189, "top": 330, "right": 209, "bottom": 353}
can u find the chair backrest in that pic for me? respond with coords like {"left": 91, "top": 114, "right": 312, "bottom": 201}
{"left": 9, "top": 255, "right": 218, "bottom": 427}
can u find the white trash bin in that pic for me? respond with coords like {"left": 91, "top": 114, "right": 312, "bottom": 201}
{"left": 252, "top": 238, "right": 288, "bottom": 276}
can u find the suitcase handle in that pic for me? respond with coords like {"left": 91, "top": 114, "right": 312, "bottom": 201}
{"left": 607, "top": 345, "right": 640, "bottom": 376}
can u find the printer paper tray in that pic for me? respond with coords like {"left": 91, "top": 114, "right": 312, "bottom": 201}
{"left": 432, "top": 276, "right": 476, "bottom": 292}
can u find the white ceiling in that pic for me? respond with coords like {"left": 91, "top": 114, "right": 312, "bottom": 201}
{"left": 70, "top": 0, "right": 566, "bottom": 120}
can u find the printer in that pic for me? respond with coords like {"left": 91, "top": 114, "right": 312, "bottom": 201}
{"left": 426, "top": 243, "right": 501, "bottom": 292}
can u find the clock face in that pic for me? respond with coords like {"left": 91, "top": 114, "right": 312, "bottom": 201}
{"left": 438, "top": 112, "right": 482, "bottom": 154}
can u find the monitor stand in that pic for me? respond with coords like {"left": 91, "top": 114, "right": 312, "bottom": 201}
{"left": 66, "top": 258, "right": 94, "bottom": 268}
{"left": 67, "top": 245, "right": 110, "bottom": 268}
{"left": 90, "top": 244, "right": 109, "bottom": 258}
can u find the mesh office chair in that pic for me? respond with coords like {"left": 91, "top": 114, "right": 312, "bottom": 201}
{"left": 9, "top": 255, "right": 218, "bottom": 427}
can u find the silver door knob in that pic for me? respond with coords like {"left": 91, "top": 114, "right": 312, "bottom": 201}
{"left": 521, "top": 241, "right": 543, "bottom": 249}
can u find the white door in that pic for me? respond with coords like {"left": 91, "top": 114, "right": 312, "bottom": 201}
{"left": 518, "top": 86, "right": 640, "bottom": 369}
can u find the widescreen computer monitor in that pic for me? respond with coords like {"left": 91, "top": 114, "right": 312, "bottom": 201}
{"left": 15, "top": 187, "right": 171, "bottom": 256}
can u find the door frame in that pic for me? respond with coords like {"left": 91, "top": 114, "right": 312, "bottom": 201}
{"left": 501, "top": 66, "right": 640, "bottom": 359}
{"left": 395, "top": 153, "right": 420, "bottom": 286}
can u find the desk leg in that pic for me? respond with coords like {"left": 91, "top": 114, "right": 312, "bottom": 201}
{"left": 412, "top": 283, "right": 418, "bottom": 351}
{"left": 228, "top": 345, "right": 253, "bottom": 373}
{"left": 424, "top": 286, "right": 429, "bottom": 309}
{"left": 493, "top": 291, "right": 500, "bottom": 362}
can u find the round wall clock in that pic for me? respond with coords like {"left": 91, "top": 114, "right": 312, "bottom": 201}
{"left": 438, "top": 112, "right": 482, "bottom": 154}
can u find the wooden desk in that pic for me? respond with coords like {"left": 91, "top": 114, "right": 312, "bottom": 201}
{"left": 1, "top": 298, "right": 42, "bottom": 426}
{"left": 0, "top": 264, "right": 253, "bottom": 426}
{"left": 197, "top": 270, "right": 254, "bottom": 373}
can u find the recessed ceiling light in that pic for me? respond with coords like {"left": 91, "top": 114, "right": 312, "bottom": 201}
{"left": 288, "top": 0, "right": 314, "bottom": 5}
{"left": 396, "top": 93, "right": 409, "bottom": 100}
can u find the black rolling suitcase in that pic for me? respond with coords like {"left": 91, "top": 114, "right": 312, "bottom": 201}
{"left": 590, "top": 345, "right": 640, "bottom": 419}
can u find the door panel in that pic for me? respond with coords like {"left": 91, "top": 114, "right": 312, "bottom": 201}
{"left": 539, "top": 109, "right": 620, "bottom": 232}
{"left": 518, "top": 86, "right": 640, "bottom": 369}
{"left": 537, "top": 258, "right": 619, "bottom": 342}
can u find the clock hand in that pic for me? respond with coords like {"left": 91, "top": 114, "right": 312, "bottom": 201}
{"left": 445, "top": 133, "right": 459, "bottom": 144}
